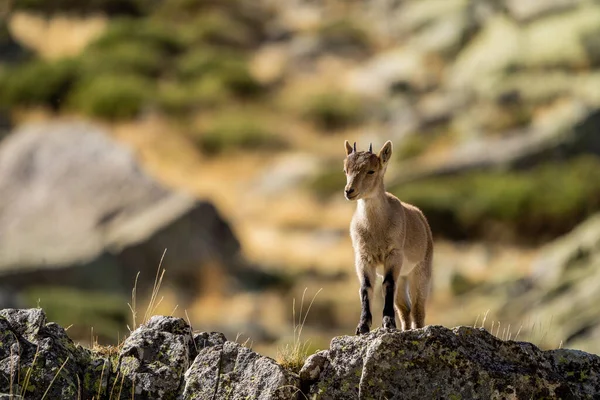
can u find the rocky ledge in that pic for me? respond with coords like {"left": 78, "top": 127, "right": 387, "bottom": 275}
{"left": 1, "top": 309, "right": 599, "bottom": 399}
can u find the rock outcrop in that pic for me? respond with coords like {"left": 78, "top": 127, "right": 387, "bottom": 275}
{"left": 2, "top": 309, "right": 599, "bottom": 399}
{"left": 0, "top": 309, "right": 299, "bottom": 400}
{"left": 300, "top": 326, "right": 600, "bottom": 399}
{"left": 0, "top": 122, "right": 271, "bottom": 307}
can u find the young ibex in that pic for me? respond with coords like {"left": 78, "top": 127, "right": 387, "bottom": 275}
{"left": 343, "top": 140, "right": 433, "bottom": 334}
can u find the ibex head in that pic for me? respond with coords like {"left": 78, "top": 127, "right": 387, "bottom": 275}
{"left": 343, "top": 140, "right": 393, "bottom": 201}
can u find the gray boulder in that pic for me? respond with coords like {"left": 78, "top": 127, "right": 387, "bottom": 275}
{"left": 390, "top": 103, "right": 600, "bottom": 184}
{"left": 0, "top": 121, "right": 266, "bottom": 307}
{"left": 3, "top": 309, "right": 600, "bottom": 399}
{"left": 118, "top": 316, "right": 194, "bottom": 399}
{"left": 0, "top": 309, "right": 90, "bottom": 399}
{"left": 182, "top": 338, "right": 299, "bottom": 400}
{"left": 301, "top": 326, "right": 600, "bottom": 399}
{"left": 505, "top": 0, "right": 582, "bottom": 22}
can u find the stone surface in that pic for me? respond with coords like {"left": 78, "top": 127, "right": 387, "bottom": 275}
{"left": 408, "top": 6, "right": 475, "bottom": 58}
{"left": 391, "top": 103, "right": 600, "bottom": 183}
{"left": 449, "top": 15, "right": 521, "bottom": 91}
{"left": 119, "top": 316, "right": 193, "bottom": 399}
{"left": 0, "top": 309, "right": 89, "bottom": 399}
{"left": 347, "top": 48, "right": 434, "bottom": 98}
{"left": 521, "top": 6, "right": 600, "bottom": 68}
{"left": 0, "top": 121, "right": 270, "bottom": 306}
{"left": 2, "top": 308, "right": 600, "bottom": 399}
{"left": 505, "top": 0, "right": 581, "bottom": 21}
{"left": 182, "top": 340, "right": 299, "bottom": 400}
{"left": 304, "top": 326, "right": 600, "bottom": 399}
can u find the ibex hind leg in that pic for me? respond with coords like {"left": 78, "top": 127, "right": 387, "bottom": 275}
{"left": 394, "top": 277, "right": 411, "bottom": 330}
{"left": 408, "top": 261, "right": 431, "bottom": 329}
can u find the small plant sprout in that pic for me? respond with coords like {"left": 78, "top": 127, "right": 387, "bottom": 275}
{"left": 277, "top": 288, "right": 322, "bottom": 373}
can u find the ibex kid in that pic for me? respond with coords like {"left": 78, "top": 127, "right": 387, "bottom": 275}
{"left": 343, "top": 140, "right": 433, "bottom": 334}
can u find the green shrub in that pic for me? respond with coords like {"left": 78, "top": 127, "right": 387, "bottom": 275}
{"left": 180, "top": 11, "right": 256, "bottom": 48}
{"left": 197, "top": 113, "right": 286, "bottom": 155}
{"left": 307, "top": 165, "right": 346, "bottom": 198}
{"left": 69, "top": 74, "right": 152, "bottom": 120}
{"left": 391, "top": 156, "right": 600, "bottom": 242}
{"left": 397, "top": 133, "right": 431, "bottom": 160}
{"left": 317, "top": 19, "right": 372, "bottom": 54}
{"left": 0, "top": 59, "right": 78, "bottom": 110}
{"left": 79, "top": 41, "right": 165, "bottom": 78}
{"left": 176, "top": 48, "right": 262, "bottom": 97}
{"left": 90, "top": 18, "right": 183, "bottom": 55}
{"left": 302, "top": 92, "right": 363, "bottom": 130}
{"left": 158, "top": 78, "right": 229, "bottom": 114}
{"left": 155, "top": 0, "right": 264, "bottom": 47}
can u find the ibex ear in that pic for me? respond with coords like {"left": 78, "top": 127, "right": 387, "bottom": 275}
{"left": 344, "top": 140, "right": 353, "bottom": 156}
{"left": 378, "top": 140, "right": 393, "bottom": 164}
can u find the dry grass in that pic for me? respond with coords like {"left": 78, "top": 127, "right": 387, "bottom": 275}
{"left": 9, "top": 11, "right": 107, "bottom": 59}
{"left": 277, "top": 288, "right": 322, "bottom": 373}
{"left": 473, "top": 310, "right": 563, "bottom": 349}
{"left": 41, "top": 356, "right": 70, "bottom": 400}
{"left": 127, "top": 249, "right": 167, "bottom": 333}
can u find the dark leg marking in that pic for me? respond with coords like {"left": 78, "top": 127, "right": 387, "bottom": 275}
{"left": 356, "top": 276, "right": 372, "bottom": 335}
{"left": 382, "top": 271, "right": 397, "bottom": 330}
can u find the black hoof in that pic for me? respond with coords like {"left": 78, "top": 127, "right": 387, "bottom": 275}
{"left": 355, "top": 323, "right": 370, "bottom": 335}
{"left": 382, "top": 316, "right": 396, "bottom": 330}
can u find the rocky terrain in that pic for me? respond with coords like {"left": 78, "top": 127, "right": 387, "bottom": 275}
{"left": 1, "top": 309, "right": 599, "bottom": 399}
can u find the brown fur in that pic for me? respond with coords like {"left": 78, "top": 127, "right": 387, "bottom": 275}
{"left": 343, "top": 140, "right": 433, "bottom": 334}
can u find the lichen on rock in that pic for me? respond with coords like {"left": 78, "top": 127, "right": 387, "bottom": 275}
{"left": 182, "top": 339, "right": 299, "bottom": 400}
{"left": 2, "top": 309, "right": 599, "bottom": 399}
{"left": 118, "top": 316, "right": 194, "bottom": 399}
{"left": 301, "top": 326, "right": 600, "bottom": 399}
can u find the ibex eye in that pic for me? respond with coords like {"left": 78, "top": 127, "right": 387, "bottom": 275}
{"left": 367, "top": 171, "right": 375, "bottom": 175}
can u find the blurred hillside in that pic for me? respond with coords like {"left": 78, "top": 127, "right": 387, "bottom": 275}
{"left": 1, "top": 0, "right": 600, "bottom": 357}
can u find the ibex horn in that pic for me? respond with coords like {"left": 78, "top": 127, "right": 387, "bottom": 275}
{"left": 353, "top": 142, "right": 357, "bottom": 152}
{"left": 369, "top": 143, "right": 372, "bottom": 153}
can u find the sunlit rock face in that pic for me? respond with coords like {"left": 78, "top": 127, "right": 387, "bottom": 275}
{"left": 301, "top": 326, "right": 600, "bottom": 399}
{"left": 1, "top": 309, "right": 599, "bottom": 400}
{"left": 0, "top": 121, "right": 258, "bottom": 306}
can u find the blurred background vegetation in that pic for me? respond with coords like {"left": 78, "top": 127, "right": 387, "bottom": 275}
{"left": 1, "top": 0, "right": 600, "bottom": 357}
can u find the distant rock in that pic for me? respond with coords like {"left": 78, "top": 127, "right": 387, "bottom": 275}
{"left": 449, "top": 15, "right": 521, "bottom": 92}
{"left": 521, "top": 6, "right": 600, "bottom": 68}
{"left": 301, "top": 326, "right": 600, "bottom": 399}
{"left": 455, "top": 214, "right": 600, "bottom": 355}
{"left": 391, "top": 103, "right": 600, "bottom": 183}
{"left": 506, "top": 0, "right": 582, "bottom": 22}
{"left": 254, "top": 153, "right": 321, "bottom": 195}
{"left": 398, "top": 0, "right": 469, "bottom": 35}
{"left": 407, "top": 4, "right": 476, "bottom": 58}
{"left": 0, "top": 121, "right": 272, "bottom": 306}
{"left": 347, "top": 48, "right": 435, "bottom": 99}
{"left": 525, "top": 213, "right": 600, "bottom": 353}
{"left": 533, "top": 214, "right": 600, "bottom": 288}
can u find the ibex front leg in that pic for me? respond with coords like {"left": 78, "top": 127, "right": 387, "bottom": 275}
{"left": 382, "top": 251, "right": 402, "bottom": 330}
{"left": 355, "top": 257, "right": 375, "bottom": 335}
